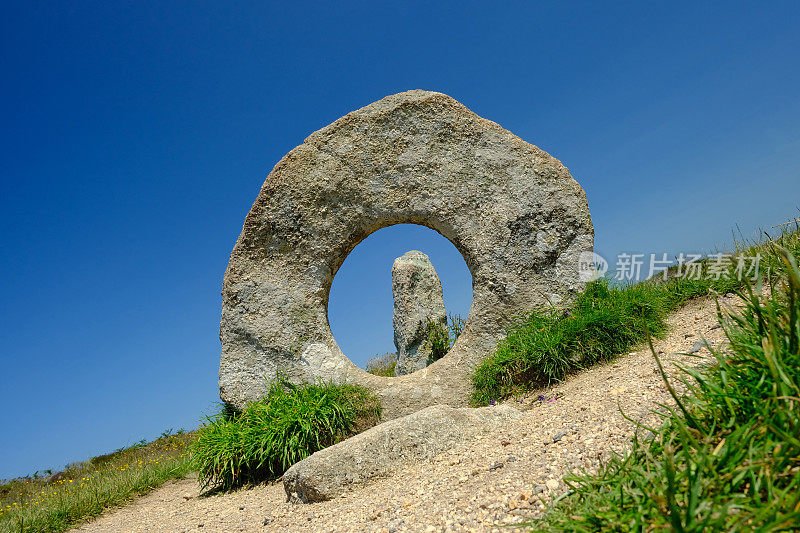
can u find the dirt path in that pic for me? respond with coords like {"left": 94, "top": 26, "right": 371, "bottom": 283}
{"left": 72, "top": 294, "right": 736, "bottom": 533}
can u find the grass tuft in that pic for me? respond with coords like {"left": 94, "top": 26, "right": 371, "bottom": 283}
{"left": 425, "top": 313, "right": 466, "bottom": 365}
{"left": 367, "top": 360, "right": 396, "bottom": 377}
{"left": 192, "top": 379, "right": 381, "bottom": 492}
{"left": 423, "top": 320, "right": 451, "bottom": 364}
{"left": 365, "top": 351, "right": 397, "bottom": 376}
{"left": 471, "top": 276, "right": 707, "bottom": 406}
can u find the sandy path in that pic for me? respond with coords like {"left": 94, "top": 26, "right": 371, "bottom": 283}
{"left": 73, "top": 294, "right": 736, "bottom": 533}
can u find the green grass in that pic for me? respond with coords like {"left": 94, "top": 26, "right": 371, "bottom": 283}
{"left": 536, "top": 244, "right": 800, "bottom": 531}
{"left": 0, "top": 431, "right": 195, "bottom": 533}
{"left": 365, "top": 351, "right": 397, "bottom": 376}
{"left": 471, "top": 228, "right": 800, "bottom": 406}
{"left": 192, "top": 379, "right": 381, "bottom": 492}
{"left": 367, "top": 360, "right": 396, "bottom": 377}
{"left": 425, "top": 313, "right": 466, "bottom": 365}
{"left": 423, "top": 320, "right": 451, "bottom": 363}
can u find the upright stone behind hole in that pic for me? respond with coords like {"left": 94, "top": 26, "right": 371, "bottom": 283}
{"left": 392, "top": 250, "right": 447, "bottom": 376}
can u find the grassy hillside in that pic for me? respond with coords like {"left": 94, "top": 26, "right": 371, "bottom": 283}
{"left": 0, "top": 431, "right": 194, "bottom": 533}
{"left": 536, "top": 241, "right": 800, "bottom": 530}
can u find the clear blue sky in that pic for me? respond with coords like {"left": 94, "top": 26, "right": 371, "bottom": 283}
{"left": 2, "top": 1, "right": 799, "bottom": 479}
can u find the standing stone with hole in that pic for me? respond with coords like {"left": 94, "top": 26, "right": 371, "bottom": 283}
{"left": 218, "top": 90, "right": 594, "bottom": 419}
{"left": 392, "top": 250, "right": 447, "bottom": 376}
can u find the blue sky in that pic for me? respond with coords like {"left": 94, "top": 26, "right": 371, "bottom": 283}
{"left": 1, "top": 1, "right": 799, "bottom": 479}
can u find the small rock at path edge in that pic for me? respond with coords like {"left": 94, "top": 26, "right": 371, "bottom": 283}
{"left": 687, "top": 341, "right": 708, "bottom": 354}
{"left": 489, "top": 461, "right": 504, "bottom": 471}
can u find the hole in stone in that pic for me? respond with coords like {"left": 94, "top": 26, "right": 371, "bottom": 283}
{"left": 328, "top": 224, "right": 473, "bottom": 377}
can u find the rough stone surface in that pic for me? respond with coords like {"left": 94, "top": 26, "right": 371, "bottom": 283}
{"left": 219, "top": 89, "right": 593, "bottom": 419}
{"left": 283, "top": 404, "right": 522, "bottom": 503}
{"left": 392, "top": 250, "right": 447, "bottom": 376}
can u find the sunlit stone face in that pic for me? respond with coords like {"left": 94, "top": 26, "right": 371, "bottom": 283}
{"left": 218, "top": 90, "right": 593, "bottom": 419}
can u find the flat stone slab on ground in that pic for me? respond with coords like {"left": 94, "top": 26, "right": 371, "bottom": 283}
{"left": 283, "top": 404, "right": 522, "bottom": 503}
